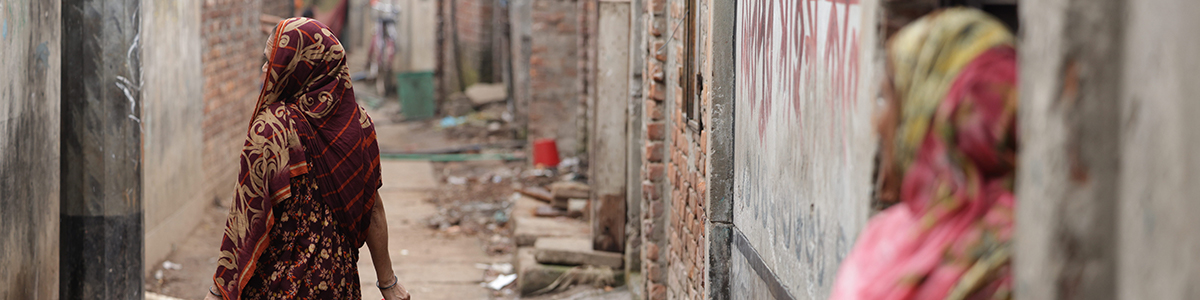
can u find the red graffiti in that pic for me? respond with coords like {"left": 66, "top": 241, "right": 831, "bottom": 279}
{"left": 739, "top": 0, "right": 861, "bottom": 143}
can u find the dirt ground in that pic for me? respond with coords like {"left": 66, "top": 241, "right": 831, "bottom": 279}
{"left": 144, "top": 92, "right": 623, "bottom": 299}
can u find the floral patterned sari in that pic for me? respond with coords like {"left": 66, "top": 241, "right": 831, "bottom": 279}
{"left": 212, "top": 18, "right": 382, "bottom": 300}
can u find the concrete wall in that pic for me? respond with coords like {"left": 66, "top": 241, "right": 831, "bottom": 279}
{"left": 395, "top": 0, "right": 438, "bottom": 71}
{"left": 1017, "top": 0, "right": 1200, "bottom": 298}
{"left": 1117, "top": 1, "right": 1200, "bottom": 297}
{"left": 731, "top": 0, "right": 880, "bottom": 298}
{"left": 623, "top": 0, "right": 646, "bottom": 296}
{"left": 142, "top": 0, "right": 208, "bottom": 273}
{"left": 0, "top": 0, "right": 60, "bottom": 298}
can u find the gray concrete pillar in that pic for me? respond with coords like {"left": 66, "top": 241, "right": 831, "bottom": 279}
{"left": 624, "top": 0, "right": 646, "bottom": 290}
{"left": 592, "top": 0, "right": 631, "bottom": 253}
{"left": 1016, "top": 0, "right": 1123, "bottom": 299}
{"left": 508, "top": 0, "right": 531, "bottom": 139}
{"left": 60, "top": 0, "right": 144, "bottom": 298}
{"left": 706, "top": 1, "right": 736, "bottom": 298}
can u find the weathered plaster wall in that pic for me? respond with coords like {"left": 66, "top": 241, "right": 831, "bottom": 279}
{"left": 142, "top": 0, "right": 208, "bottom": 273}
{"left": 1014, "top": 0, "right": 1123, "bottom": 298}
{"left": 0, "top": 0, "right": 61, "bottom": 298}
{"left": 731, "top": 0, "right": 879, "bottom": 298}
{"left": 1117, "top": 0, "right": 1200, "bottom": 297}
{"left": 591, "top": 0, "right": 630, "bottom": 253}
{"left": 397, "top": 0, "right": 438, "bottom": 71}
{"left": 1017, "top": 0, "right": 1200, "bottom": 298}
{"left": 624, "top": 0, "right": 646, "bottom": 296}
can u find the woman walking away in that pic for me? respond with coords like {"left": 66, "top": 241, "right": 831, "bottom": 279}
{"left": 830, "top": 8, "right": 1018, "bottom": 300}
{"left": 205, "top": 18, "right": 410, "bottom": 300}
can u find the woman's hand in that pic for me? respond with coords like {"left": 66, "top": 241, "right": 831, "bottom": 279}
{"left": 367, "top": 192, "right": 410, "bottom": 300}
{"left": 379, "top": 278, "right": 411, "bottom": 300}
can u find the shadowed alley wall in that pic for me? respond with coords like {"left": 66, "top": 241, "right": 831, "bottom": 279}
{"left": 142, "top": 0, "right": 207, "bottom": 273}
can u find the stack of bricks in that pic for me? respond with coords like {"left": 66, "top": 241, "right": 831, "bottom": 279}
{"left": 664, "top": 0, "right": 707, "bottom": 298}
{"left": 202, "top": 0, "right": 266, "bottom": 205}
{"left": 640, "top": 0, "right": 669, "bottom": 298}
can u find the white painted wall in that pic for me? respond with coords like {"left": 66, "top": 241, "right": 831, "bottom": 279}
{"left": 1118, "top": 0, "right": 1200, "bottom": 297}
{"left": 732, "top": 0, "right": 880, "bottom": 298}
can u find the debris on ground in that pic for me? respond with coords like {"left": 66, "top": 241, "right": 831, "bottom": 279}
{"left": 517, "top": 247, "right": 622, "bottom": 297}
{"left": 161, "top": 261, "right": 182, "bottom": 271}
{"left": 488, "top": 274, "right": 519, "bottom": 290}
{"left": 519, "top": 186, "right": 554, "bottom": 203}
{"left": 549, "top": 181, "right": 589, "bottom": 200}
{"left": 465, "top": 83, "right": 508, "bottom": 107}
{"left": 535, "top": 205, "right": 567, "bottom": 218}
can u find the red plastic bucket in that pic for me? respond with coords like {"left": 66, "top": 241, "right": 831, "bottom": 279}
{"left": 532, "top": 138, "right": 560, "bottom": 168}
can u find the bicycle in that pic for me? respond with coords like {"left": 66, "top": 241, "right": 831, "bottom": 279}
{"left": 366, "top": 1, "right": 400, "bottom": 96}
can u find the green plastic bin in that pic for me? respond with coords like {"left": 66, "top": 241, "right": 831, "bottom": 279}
{"left": 396, "top": 71, "right": 436, "bottom": 120}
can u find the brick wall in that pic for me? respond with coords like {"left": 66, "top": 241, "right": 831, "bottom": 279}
{"left": 263, "top": 0, "right": 293, "bottom": 18}
{"left": 639, "top": 0, "right": 669, "bottom": 298}
{"left": 526, "top": 0, "right": 583, "bottom": 156}
{"left": 664, "top": 0, "right": 707, "bottom": 297}
{"left": 454, "top": 0, "right": 494, "bottom": 85}
{"left": 638, "top": 0, "right": 709, "bottom": 298}
{"left": 202, "top": 0, "right": 265, "bottom": 205}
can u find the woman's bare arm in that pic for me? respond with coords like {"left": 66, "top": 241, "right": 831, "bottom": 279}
{"left": 366, "top": 192, "right": 410, "bottom": 300}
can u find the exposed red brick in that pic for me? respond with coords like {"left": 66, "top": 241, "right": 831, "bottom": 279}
{"left": 646, "top": 142, "right": 665, "bottom": 162}
{"left": 648, "top": 0, "right": 667, "bottom": 15}
{"left": 653, "top": 41, "right": 667, "bottom": 61}
{"left": 649, "top": 16, "right": 665, "bottom": 37}
{"left": 647, "top": 122, "right": 666, "bottom": 140}
{"left": 646, "top": 242, "right": 660, "bottom": 262}
{"left": 647, "top": 163, "right": 665, "bottom": 180}
{"left": 649, "top": 283, "right": 667, "bottom": 300}
{"left": 649, "top": 59, "right": 665, "bottom": 82}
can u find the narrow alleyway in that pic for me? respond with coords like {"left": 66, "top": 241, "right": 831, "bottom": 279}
{"left": 359, "top": 160, "right": 494, "bottom": 300}
{"left": 145, "top": 160, "right": 498, "bottom": 299}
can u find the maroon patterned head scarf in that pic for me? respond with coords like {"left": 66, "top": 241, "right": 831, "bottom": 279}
{"left": 213, "top": 17, "right": 381, "bottom": 299}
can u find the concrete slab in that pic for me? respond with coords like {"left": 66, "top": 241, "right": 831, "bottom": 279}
{"left": 516, "top": 247, "right": 572, "bottom": 296}
{"left": 534, "top": 237, "right": 623, "bottom": 269}
{"left": 514, "top": 216, "right": 592, "bottom": 247}
{"left": 550, "top": 181, "right": 590, "bottom": 200}
{"left": 513, "top": 193, "right": 591, "bottom": 246}
{"left": 465, "top": 83, "right": 508, "bottom": 106}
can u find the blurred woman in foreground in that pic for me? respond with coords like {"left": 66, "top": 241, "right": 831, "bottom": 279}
{"left": 831, "top": 8, "right": 1018, "bottom": 300}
